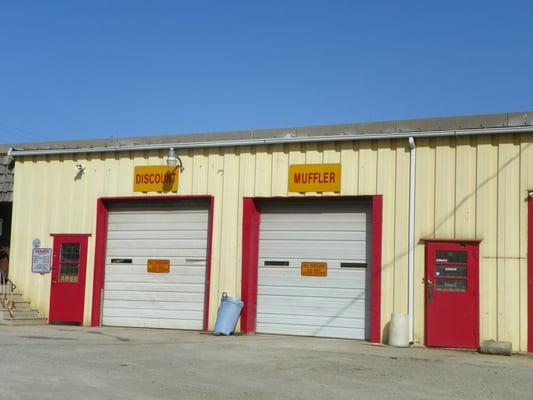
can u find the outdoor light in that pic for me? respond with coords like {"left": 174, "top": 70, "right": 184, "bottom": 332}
{"left": 166, "top": 147, "right": 184, "bottom": 172}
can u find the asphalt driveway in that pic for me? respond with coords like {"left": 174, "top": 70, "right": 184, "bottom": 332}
{"left": 0, "top": 326, "right": 531, "bottom": 399}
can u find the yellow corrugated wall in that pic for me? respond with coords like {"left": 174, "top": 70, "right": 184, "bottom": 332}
{"left": 8, "top": 133, "right": 533, "bottom": 351}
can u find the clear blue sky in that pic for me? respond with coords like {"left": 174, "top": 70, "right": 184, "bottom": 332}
{"left": 1, "top": 1, "right": 532, "bottom": 144}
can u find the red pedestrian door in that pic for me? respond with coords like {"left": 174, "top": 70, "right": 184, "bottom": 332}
{"left": 425, "top": 241, "right": 479, "bottom": 349}
{"left": 49, "top": 235, "right": 89, "bottom": 324}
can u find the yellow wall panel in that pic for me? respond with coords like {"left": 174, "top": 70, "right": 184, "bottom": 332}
{"left": 340, "top": 142, "right": 358, "bottom": 195}
{"left": 271, "top": 144, "right": 289, "bottom": 197}
{"left": 413, "top": 138, "right": 436, "bottom": 344}
{"left": 434, "top": 138, "right": 455, "bottom": 238}
{"left": 393, "top": 143, "right": 410, "bottom": 315}
{"left": 496, "top": 136, "right": 521, "bottom": 349}
{"left": 455, "top": 137, "right": 477, "bottom": 238}
{"left": 358, "top": 141, "right": 377, "bottom": 194}
{"left": 254, "top": 145, "right": 272, "bottom": 197}
{"left": 476, "top": 136, "right": 499, "bottom": 344}
{"left": 375, "top": 140, "right": 397, "bottom": 341}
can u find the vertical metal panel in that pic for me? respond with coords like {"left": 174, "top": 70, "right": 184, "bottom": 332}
{"left": 191, "top": 149, "right": 209, "bottom": 195}
{"left": 434, "top": 137, "right": 456, "bottom": 237}
{"left": 393, "top": 144, "right": 410, "bottom": 314}
{"left": 340, "top": 142, "right": 358, "bottom": 195}
{"left": 219, "top": 150, "right": 240, "bottom": 298}
{"left": 413, "top": 138, "right": 436, "bottom": 344}
{"left": 271, "top": 144, "right": 288, "bottom": 197}
{"left": 496, "top": 135, "right": 521, "bottom": 348}
{"left": 375, "top": 140, "right": 396, "bottom": 339}
{"left": 475, "top": 136, "right": 499, "bottom": 345}
{"left": 206, "top": 148, "right": 224, "bottom": 328}
{"left": 254, "top": 145, "right": 272, "bottom": 197}
{"left": 358, "top": 141, "right": 377, "bottom": 194}
{"left": 455, "top": 137, "right": 477, "bottom": 238}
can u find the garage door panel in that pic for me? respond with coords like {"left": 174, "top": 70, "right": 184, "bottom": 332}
{"left": 103, "top": 317, "right": 202, "bottom": 330}
{"left": 257, "top": 201, "right": 371, "bottom": 340}
{"left": 255, "top": 323, "right": 366, "bottom": 340}
{"left": 260, "top": 231, "right": 366, "bottom": 241}
{"left": 104, "top": 290, "right": 204, "bottom": 303}
{"left": 107, "top": 239, "right": 207, "bottom": 250}
{"left": 103, "top": 202, "right": 208, "bottom": 330}
{"left": 104, "top": 299, "right": 204, "bottom": 311}
{"left": 105, "top": 273, "right": 206, "bottom": 285}
{"left": 105, "top": 264, "right": 206, "bottom": 274}
{"left": 103, "top": 307, "right": 203, "bottom": 321}
{"left": 106, "top": 230, "right": 207, "bottom": 240}
{"left": 257, "top": 303, "right": 367, "bottom": 318}
{"left": 257, "top": 277, "right": 367, "bottom": 290}
{"left": 257, "top": 313, "right": 366, "bottom": 329}
{"left": 108, "top": 212, "right": 208, "bottom": 224}
{"left": 105, "top": 248, "right": 207, "bottom": 258}
{"left": 105, "top": 282, "right": 205, "bottom": 293}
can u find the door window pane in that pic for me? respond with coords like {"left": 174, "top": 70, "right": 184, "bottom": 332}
{"left": 435, "top": 278, "right": 467, "bottom": 292}
{"left": 59, "top": 243, "right": 80, "bottom": 282}
{"left": 436, "top": 264, "right": 467, "bottom": 278}
{"left": 61, "top": 244, "right": 80, "bottom": 263}
{"left": 435, "top": 250, "right": 467, "bottom": 264}
{"left": 59, "top": 263, "right": 79, "bottom": 282}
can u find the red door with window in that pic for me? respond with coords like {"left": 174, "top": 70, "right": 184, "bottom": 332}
{"left": 49, "top": 235, "right": 89, "bottom": 324}
{"left": 425, "top": 241, "right": 479, "bottom": 349}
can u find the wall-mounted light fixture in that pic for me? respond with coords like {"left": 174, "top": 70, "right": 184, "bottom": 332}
{"left": 166, "top": 147, "right": 184, "bottom": 172}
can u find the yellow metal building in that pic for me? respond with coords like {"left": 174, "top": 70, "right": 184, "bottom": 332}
{"left": 5, "top": 111, "right": 533, "bottom": 352}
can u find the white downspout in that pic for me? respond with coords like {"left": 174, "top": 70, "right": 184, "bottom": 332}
{"left": 408, "top": 137, "right": 416, "bottom": 345}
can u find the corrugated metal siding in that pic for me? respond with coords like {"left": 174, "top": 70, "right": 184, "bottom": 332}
{"left": 8, "top": 133, "right": 533, "bottom": 350}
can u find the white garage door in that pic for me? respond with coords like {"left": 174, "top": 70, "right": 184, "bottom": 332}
{"left": 103, "top": 200, "right": 209, "bottom": 330}
{"left": 257, "top": 200, "right": 371, "bottom": 339}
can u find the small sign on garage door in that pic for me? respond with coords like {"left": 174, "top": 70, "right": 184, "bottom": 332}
{"left": 301, "top": 262, "right": 327, "bottom": 277}
{"left": 147, "top": 259, "right": 170, "bottom": 273}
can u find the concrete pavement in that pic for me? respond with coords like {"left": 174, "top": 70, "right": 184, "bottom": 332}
{"left": 0, "top": 326, "right": 531, "bottom": 399}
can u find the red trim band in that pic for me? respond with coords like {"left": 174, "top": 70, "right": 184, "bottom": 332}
{"left": 370, "top": 195, "right": 383, "bottom": 343}
{"left": 527, "top": 197, "right": 533, "bottom": 353}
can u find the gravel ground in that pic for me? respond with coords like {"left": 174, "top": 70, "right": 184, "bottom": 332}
{"left": 0, "top": 325, "right": 530, "bottom": 400}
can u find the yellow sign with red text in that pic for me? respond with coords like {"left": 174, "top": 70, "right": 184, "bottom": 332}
{"left": 288, "top": 163, "right": 341, "bottom": 193}
{"left": 133, "top": 166, "right": 179, "bottom": 192}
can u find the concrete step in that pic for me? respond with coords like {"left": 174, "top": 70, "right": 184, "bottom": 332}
{"left": 0, "top": 317, "right": 48, "bottom": 326}
{"left": 0, "top": 309, "right": 40, "bottom": 319}
{"left": 0, "top": 301, "right": 32, "bottom": 311}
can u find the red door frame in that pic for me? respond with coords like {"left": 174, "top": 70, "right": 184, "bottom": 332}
{"left": 424, "top": 239, "right": 480, "bottom": 349}
{"left": 90, "top": 195, "right": 215, "bottom": 330}
{"left": 49, "top": 234, "right": 90, "bottom": 324}
{"left": 240, "top": 195, "right": 383, "bottom": 343}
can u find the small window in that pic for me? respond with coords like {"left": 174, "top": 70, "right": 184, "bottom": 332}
{"left": 59, "top": 243, "right": 81, "bottom": 282}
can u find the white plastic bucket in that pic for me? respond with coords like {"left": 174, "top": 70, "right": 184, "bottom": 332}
{"left": 388, "top": 313, "right": 409, "bottom": 347}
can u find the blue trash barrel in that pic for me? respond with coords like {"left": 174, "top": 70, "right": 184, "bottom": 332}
{"left": 213, "top": 292, "right": 244, "bottom": 335}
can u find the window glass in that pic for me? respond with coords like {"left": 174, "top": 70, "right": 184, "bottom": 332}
{"left": 60, "top": 244, "right": 80, "bottom": 263}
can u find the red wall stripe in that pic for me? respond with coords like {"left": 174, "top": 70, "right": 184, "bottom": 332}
{"left": 370, "top": 195, "right": 383, "bottom": 343}
{"left": 240, "top": 198, "right": 260, "bottom": 334}
{"left": 91, "top": 198, "right": 108, "bottom": 327}
{"left": 527, "top": 197, "right": 533, "bottom": 353}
